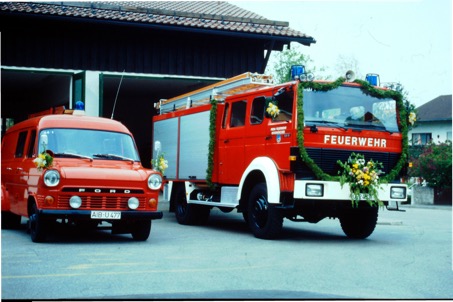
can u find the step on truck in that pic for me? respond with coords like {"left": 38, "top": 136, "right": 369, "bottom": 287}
{"left": 152, "top": 69, "right": 408, "bottom": 239}
{"left": 1, "top": 104, "right": 163, "bottom": 242}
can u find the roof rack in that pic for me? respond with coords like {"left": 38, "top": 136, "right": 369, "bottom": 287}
{"left": 155, "top": 72, "right": 273, "bottom": 114}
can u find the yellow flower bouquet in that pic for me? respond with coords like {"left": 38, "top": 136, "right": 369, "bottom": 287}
{"left": 337, "top": 153, "right": 384, "bottom": 207}
{"left": 266, "top": 102, "right": 280, "bottom": 119}
{"left": 33, "top": 151, "right": 53, "bottom": 171}
{"left": 151, "top": 152, "right": 168, "bottom": 175}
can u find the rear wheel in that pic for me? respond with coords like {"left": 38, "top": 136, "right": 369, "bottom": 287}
{"left": 28, "top": 202, "right": 48, "bottom": 242}
{"left": 247, "top": 183, "right": 283, "bottom": 239}
{"left": 131, "top": 220, "right": 152, "bottom": 241}
{"left": 174, "top": 185, "right": 210, "bottom": 225}
{"left": 339, "top": 204, "right": 379, "bottom": 239}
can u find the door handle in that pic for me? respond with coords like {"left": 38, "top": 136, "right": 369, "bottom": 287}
{"left": 16, "top": 167, "right": 23, "bottom": 171}
{"left": 265, "top": 135, "right": 272, "bottom": 140}
{"left": 224, "top": 139, "right": 229, "bottom": 143}
{"left": 6, "top": 167, "right": 12, "bottom": 171}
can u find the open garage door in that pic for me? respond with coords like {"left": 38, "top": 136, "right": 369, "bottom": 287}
{"left": 101, "top": 73, "right": 219, "bottom": 167}
{"left": 1, "top": 67, "right": 220, "bottom": 167}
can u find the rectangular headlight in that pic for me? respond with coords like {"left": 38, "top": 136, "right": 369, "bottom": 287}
{"left": 306, "top": 184, "right": 324, "bottom": 197}
{"left": 391, "top": 187, "right": 407, "bottom": 199}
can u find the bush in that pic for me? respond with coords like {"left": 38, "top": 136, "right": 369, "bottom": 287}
{"left": 409, "top": 141, "right": 452, "bottom": 189}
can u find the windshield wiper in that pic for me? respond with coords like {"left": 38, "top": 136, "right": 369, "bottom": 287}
{"left": 93, "top": 153, "right": 135, "bottom": 162}
{"left": 344, "top": 122, "right": 394, "bottom": 134}
{"left": 53, "top": 152, "right": 93, "bottom": 161}
{"left": 305, "top": 120, "right": 347, "bottom": 131}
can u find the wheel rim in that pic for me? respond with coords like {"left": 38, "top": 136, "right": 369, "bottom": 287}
{"left": 251, "top": 194, "right": 268, "bottom": 229}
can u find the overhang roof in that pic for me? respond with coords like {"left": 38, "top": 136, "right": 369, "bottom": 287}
{"left": 0, "top": 1, "right": 316, "bottom": 46}
{"left": 417, "top": 95, "right": 452, "bottom": 122}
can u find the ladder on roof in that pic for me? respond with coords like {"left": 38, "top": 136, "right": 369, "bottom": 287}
{"left": 155, "top": 72, "right": 273, "bottom": 114}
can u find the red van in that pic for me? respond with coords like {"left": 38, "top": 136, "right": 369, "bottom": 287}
{"left": 1, "top": 108, "right": 163, "bottom": 242}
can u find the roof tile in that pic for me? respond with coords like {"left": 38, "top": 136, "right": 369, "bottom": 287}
{"left": 0, "top": 1, "right": 315, "bottom": 44}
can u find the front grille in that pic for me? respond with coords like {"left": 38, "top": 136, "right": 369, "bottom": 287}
{"left": 291, "top": 147, "right": 401, "bottom": 180}
{"left": 57, "top": 194, "right": 146, "bottom": 210}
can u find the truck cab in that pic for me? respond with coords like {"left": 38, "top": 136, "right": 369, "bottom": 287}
{"left": 1, "top": 107, "right": 163, "bottom": 242}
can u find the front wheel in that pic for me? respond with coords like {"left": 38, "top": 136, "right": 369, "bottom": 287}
{"left": 247, "top": 183, "right": 283, "bottom": 239}
{"left": 28, "top": 202, "right": 48, "bottom": 243}
{"left": 131, "top": 220, "right": 152, "bottom": 241}
{"left": 339, "top": 204, "right": 379, "bottom": 239}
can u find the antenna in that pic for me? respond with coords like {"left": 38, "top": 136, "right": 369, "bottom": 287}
{"left": 111, "top": 70, "right": 125, "bottom": 119}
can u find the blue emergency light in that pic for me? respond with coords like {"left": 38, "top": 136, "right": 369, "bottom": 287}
{"left": 365, "top": 74, "right": 380, "bottom": 86}
{"left": 75, "top": 101, "right": 85, "bottom": 110}
{"left": 291, "top": 65, "right": 314, "bottom": 82}
{"left": 291, "top": 65, "right": 305, "bottom": 80}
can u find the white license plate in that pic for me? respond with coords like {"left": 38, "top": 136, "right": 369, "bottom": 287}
{"left": 90, "top": 211, "right": 121, "bottom": 220}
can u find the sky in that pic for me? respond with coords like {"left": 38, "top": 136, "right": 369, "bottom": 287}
{"left": 233, "top": 0, "right": 452, "bottom": 107}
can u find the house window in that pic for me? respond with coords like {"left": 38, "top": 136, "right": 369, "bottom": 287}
{"left": 412, "top": 133, "right": 432, "bottom": 145}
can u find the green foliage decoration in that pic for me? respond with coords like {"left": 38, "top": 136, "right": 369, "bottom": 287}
{"left": 206, "top": 97, "right": 217, "bottom": 189}
{"left": 297, "top": 77, "right": 409, "bottom": 183}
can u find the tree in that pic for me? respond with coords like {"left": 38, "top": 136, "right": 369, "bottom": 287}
{"left": 266, "top": 44, "right": 326, "bottom": 84}
{"left": 409, "top": 141, "right": 452, "bottom": 189}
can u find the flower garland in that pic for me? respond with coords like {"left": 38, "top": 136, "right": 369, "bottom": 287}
{"left": 297, "top": 77, "right": 409, "bottom": 184}
{"left": 33, "top": 143, "right": 53, "bottom": 171}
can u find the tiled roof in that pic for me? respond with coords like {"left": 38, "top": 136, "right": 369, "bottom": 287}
{"left": 0, "top": 1, "right": 315, "bottom": 45}
{"left": 417, "top": 95, "right": 452, "bottom": 122}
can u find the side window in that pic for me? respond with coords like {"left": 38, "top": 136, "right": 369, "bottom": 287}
{"left": 27, "top": 130, "right": 37, "bottom": 158}
{"left": 230, "top": 100, "right": 247, "bottom": 128}
{"left": 222, "top": 103, "right": 230, "bottom": 129}
{"left": 15, "top": 131, "right": 28, "bottom": 158}
{"left": 250, "top": 96, "right": 266, "bottom": 125}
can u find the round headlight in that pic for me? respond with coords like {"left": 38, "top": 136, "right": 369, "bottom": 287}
{"left": 43, "top": 170, "right": 60, "bottom": 187}
{"left": 69, "top": 196, "right": 82, "bottom": 209}
{"left": 148, "top": 174, "right": 162, "bottom": 190}
{"left": 128, "top": 197, "right": 140, "bottom": 210}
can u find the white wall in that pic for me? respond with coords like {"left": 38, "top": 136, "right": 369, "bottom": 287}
{"left": 409, "top": 121, "right": 452, "bottom": 145}
{"left": 84, "top": 71, "right": 100, "bottom": 117}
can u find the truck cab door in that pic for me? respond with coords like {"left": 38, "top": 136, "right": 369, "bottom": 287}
{"left": 218, "top": 99, "right": 246, "bottom": 184}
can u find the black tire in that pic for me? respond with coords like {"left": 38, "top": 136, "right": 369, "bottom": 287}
{"left": 28, "top": 202, "right": 47, "bottom": 243}
{"left": 247, "top": 183, "right": 283, "bottom": 239}
{"left": 339, "top": 204, "right": 379, "bottom": 239}
{"left": 1, "top": 211, "right": 21, "bottom": 229}
{"left": 174, "top": 185, "right": 210, "bottom": 225}
{"left": 131, "top": 220, "right": 152, "bottom": 241}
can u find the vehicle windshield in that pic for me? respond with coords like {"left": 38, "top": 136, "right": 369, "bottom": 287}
{"left": 37, "top": 128, "right": 140, "bottom": 161}
{"left": 303, "top": 86, "right": 400, "bottom": 133}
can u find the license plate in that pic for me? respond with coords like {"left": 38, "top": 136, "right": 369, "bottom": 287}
{"left": 90, "top": 211, "right": 121, "bottom": 220}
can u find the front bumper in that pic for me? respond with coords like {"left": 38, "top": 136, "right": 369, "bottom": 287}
{"left": 294, "top": 180, "right": 407, "bottom": 202}
{"left": 37, "top": 209, "right": 163, "bottom": 220}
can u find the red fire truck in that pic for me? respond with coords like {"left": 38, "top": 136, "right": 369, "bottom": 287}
{"left": 152, "top": 69, "right": 408, "bottom": 239}
{"left": 2, "top": 105, "right": 163, "bottom": 242}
